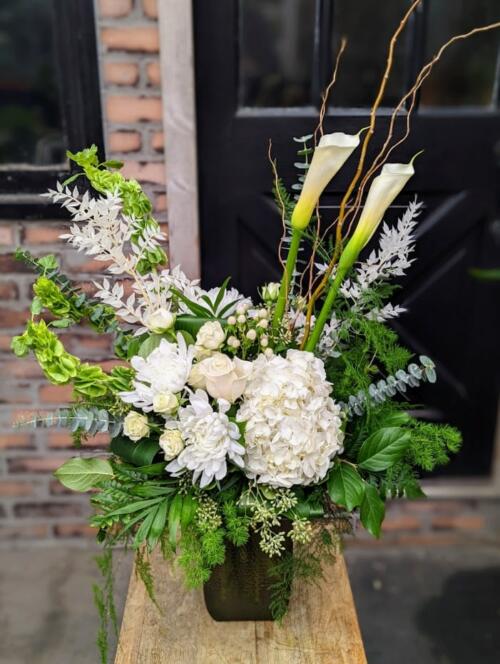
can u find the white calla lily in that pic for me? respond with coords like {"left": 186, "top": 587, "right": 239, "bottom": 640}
{"left": 291, "top": 132, "right": 360, "bottom": 230}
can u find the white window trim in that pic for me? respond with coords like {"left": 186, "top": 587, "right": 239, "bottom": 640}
{"left": 158, "top": 0, "right": 201, "bottom": 280}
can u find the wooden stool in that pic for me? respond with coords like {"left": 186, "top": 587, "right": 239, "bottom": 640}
{"left": 115, "top": 552, "right": 367, "bottom": 663}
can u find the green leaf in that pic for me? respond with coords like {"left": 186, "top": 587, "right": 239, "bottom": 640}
{"left": 180, "top": 494, "right": 197, "bottom": 529}
{"left": 62, "top": 172, "right": 82, "bottom": 187}
{"left": 134, "top": 504, "right": 160, "bottom": 548}
{"left": 106, "top": 497, "right": 164, "bottom": 517}
{"left": 148, "top": 499, "right": 169, "bottom": 547}
{"left": 327, "top": 463, "right": 366, "bottom": 510}
{"left": 101, "top": 159, "right": 124, "bottom": 169}
{"left": 31, "top": 297, "right": 43, "bottom": 314}
{"left": 360, "top": 484, "right": 385, "bottom": 538}
{"left": 50, "top": 318, "right": 73, "bottom": 329}
{"left": 168, "top": 494, "right": 183, "bottom": 550}
{"left": 176, "top": 315, "right": 219, "bottom": 337}
{"left": 213, "top": 276, "right": 231, "bottom": 313}
{"left": 110, "top": 436, "right": 160, "bottom": 466}
{"left": 137, "top": 334, "right": 165, "bottom": 358}
{"left": 171, "top": 288, "right": 212, "bottom": 317}
{"left": 54, "top": 457, "right": 113, "bottom": 492}
{"left": 469, "top": 268, "right": 500, "bottom": 282}
{"left": 358, "top": 427, "right": 411, "bottom": 472}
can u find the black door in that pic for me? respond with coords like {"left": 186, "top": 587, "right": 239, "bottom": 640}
{"left": 193, "top": 0, "right": 500, "bottom": 477}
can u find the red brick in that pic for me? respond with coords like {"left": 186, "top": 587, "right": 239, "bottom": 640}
{"left": 146, "top": 60, "right": 161, "bottom": 86}
{"left": 99, "top": 0, "right": 132, "bottom": 18}
{"left": 8, "top": 457, "right": 68, "bottom": 473}
{"left": 104, "top": 61, "right": 139, "bottom": 86}
{"left": 0, "top": 308, "right": 30, "bottom": 327}
{"left": 142, "top": 0, "right": 158, "bottom": 18}
{"left": 0, "top": 334, "right": 13, "bottom": 351}
{"left": 121, "top": 161, "right": 165, "bottom": 185}
{"left": 155, "top": 194, "right": 167, "bottom": 212}
{"left": 14, "top": 502, "right": 83, "bottom": 518}
{"left": 70, "top": 257, "right": 112, "bottom": 274}
{"left": 100, "top": 359, "right": 127, "bottom": 371}
{"left": 101, "top": 27, "right": 159, "bottom": 53}
{"left": 0, "top": 254, "right": 34, "bottom": 273}
{"left": 0, "top": 481, "right": 33, "bottom": 497}
{"left": 0, "top": 226, "right": 14, "bottom": 245}
{"left": 109, "top": 130, "right": 142, "bottom": 153}
{"left": 0, "top": 524, "right": 50, "bottom": 539}
{"left": 151, "top": 130, "right": 164, "bottom": 152}
{"left": 2, "top": 361, "right": 43, "bottom": 379}
{"left": 49, "top": 479, "right": 73, "bottom": 495}
{"left": 48, "top": 431, "right": 110, "bottom": 449}
{"left": 39, "top": 383, "right": 73, "bottom": 404}
{"left": 0, "top": 433, "right": 34, "bottom": 450}
{"left": 106, "top": 95, "right": 162, "bottom": 123}
{"left": 22, "top": 225, "right": 64, "bottom": 244}
{"left": 405, "top": 500, "right": 464, "bottom": 514}
{"left": 382, "top": 516, "right": 421, "bottom": 532}
{"left": 54, "top": 523, "right": 96, "bottom": 538}
{"left": 0, "top": 281, "right": 19, "bottom": 300}
{"left": 64, "top": 333, "right": 113, "bottom": 354}
{"left": 431, "top": 515, "right": 484, "bottom": 531}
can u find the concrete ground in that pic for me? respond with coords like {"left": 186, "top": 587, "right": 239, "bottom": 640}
{"left": 1, "top": 544, "right": 500, "bottom": 663}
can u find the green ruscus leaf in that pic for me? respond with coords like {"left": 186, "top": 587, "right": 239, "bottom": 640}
{"left": 360, "top": 484, "right": 385, "bottom": 538}
{"left": 54, "top": 457, "right": 114, "bottom": 491}
{"left": 357, "top": 427, "right": 411, "bottom": 472}
{"left": 327, "top": 463, "right": 366, "bottom": 511}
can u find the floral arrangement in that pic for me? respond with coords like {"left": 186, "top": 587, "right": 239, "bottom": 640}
{"left": 12, "top": 6, "right": 500, "bottom": 661}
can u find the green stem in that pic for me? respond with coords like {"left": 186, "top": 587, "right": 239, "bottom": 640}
{"left": 272, "top": 229, "right": 303, "bottom": 331}
{"left": 304, "top": 267, "right": 346, "bottom": 352}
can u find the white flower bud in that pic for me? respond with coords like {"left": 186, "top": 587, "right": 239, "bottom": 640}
{"left": 152, "top": 391, "right": 178, "bottom": 415}
{"left": 227, "top": 336, "right": 240, "bottom": 349}
{"left": 159, "top": 429, "right": 184, "bottom": 461}
{"left": 227, "top": 315, "right": 237, "bottom": 326}
{"left": 257, "top": 318, "right": 269, "bottom": 329}
{"left": 264, "top": 347, "right": 274, "bottom": 357}
{"left": 258, "top": 308, "right": 268, "bottom": 319}
{"left": 236, "top": 303, "right": 247, "bottom": 315}
{"left": 123, "top": 411, "right": 150, "bottom": 442}
{"left": 144, "top": 307, "right": 175, "bottom": 334}
{"left": 260, "top": 335, "right": 269, "bottom": 348}
{"left": 262, "top": 282, "right": 280, "bottom": 302}
{"left": 246, "top": 329, "right": 257, "bottom": 341}
{"left": 237, "top": 314, "right": 246, "bottom": 324}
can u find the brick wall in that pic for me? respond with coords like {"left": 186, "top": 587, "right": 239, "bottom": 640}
{"left": 0, "top": 0, "right": 166, "bottom": 542}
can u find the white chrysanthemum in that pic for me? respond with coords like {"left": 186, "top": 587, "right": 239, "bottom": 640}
{"left": 236, "top": 350, "right": 344, "bottom": 488}
{"left": 166, "top": 390, "right": 244, "bottom": 487}
{"left": 120, "top": 334, "right": 193, "bottom": 412}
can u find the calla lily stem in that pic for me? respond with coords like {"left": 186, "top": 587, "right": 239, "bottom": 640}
{"left": 272, "top": 228, "right": 302, "bottom": 331}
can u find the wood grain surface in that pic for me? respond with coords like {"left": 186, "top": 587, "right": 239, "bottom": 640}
{"left": 115, "top": 551, "right": 367, "bottom": 664}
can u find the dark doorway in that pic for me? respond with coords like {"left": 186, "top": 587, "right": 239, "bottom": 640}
{"left": 193, "top": 0, "right": 500, "bottom": 477}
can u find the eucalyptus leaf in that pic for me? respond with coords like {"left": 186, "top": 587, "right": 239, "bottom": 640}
{"left": 358, "top": 427, "right": 411, "bottom": 472}
{"left": 54, "top": 457, "right": 113, "bottom": 492}
{"left": 360, "top": 484, "right": 385, "bottom": 538}
{"left": 327, "top": 463, "right": 365, "bottom": 510}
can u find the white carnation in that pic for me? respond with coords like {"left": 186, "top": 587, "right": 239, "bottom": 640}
{"left": 166, "top": 390, "right": 244, "bottom": 487}
{"left": 119, "top": 334, "right": 194, "bottom": 411}
{"left": 236, "top": 350, "right": 344, "bottom": 488}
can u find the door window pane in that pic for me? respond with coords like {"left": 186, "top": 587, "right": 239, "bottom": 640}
{"left": 238, "top": 0, "right": 315, "bottom": 108}
{"left": 0, "top": 0, "right": 66, "bottom": 165}
{"left": 330, "top": 0, "right": 410, "bottom": 108}
{"left": 420, "top": 0, "right": 499, "bottom": 108}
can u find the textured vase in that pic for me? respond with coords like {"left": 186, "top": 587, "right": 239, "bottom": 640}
{"left": 203, "top": 529, "right": 292, "bottom": 621}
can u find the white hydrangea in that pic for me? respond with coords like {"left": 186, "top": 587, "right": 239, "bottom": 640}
{"left": 236, "top": 350, "right": 344, "bottom": 488}
{"left": 166, "top": 390, "right": 244, "bottom": 487}
{"left": 119, "top": 334, "right": 194, "bottom": 411}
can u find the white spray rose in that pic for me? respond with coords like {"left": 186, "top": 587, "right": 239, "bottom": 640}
{"left": 262, "top": 282, "right": 280, "bottom": 302}
{"left": 123, "top": 411, "right": 150, "bottom": 442}
{"left": 188, "top": 362, "right": 207, "bottom": 390}
{"left": 197, "top": 352, "right": 252, "bottom": 403}
{"left": 144, "top": 308, "right": 175, "bottom": 333}
{"left": 195, "top": 321, "right": 225, "bottom": 350}
{"left": 159, "top": 429, "right": 184, "bottom": 460}
{"left": 152, "top": 391, "right": 178, "bottom": 415}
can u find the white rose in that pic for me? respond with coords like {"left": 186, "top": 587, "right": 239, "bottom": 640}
{"left": 262, "top": 282, "right": 280, "bottom": 302}
{"left": 195, "top": 321, "right": 225, "bottom": 350}
{"left": 152, "top": 391, "right": 178, "bottom": 415}
{"left": 144, "top": 308, "right": 175, "bottom": 333}
{"left": 123, "top": 411, "right": 150, "bottom": 442}
{"left": 193, "top": 345, "right": 213, "bottom": 361}
{"left": 199, "top": 352, "right": 252, "bottom": 402}
{"left": 188, "top": 362, "right": 207, "bottom": 389}
{"left": 159, "top": 429, "right": 184, "bottom": 460}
